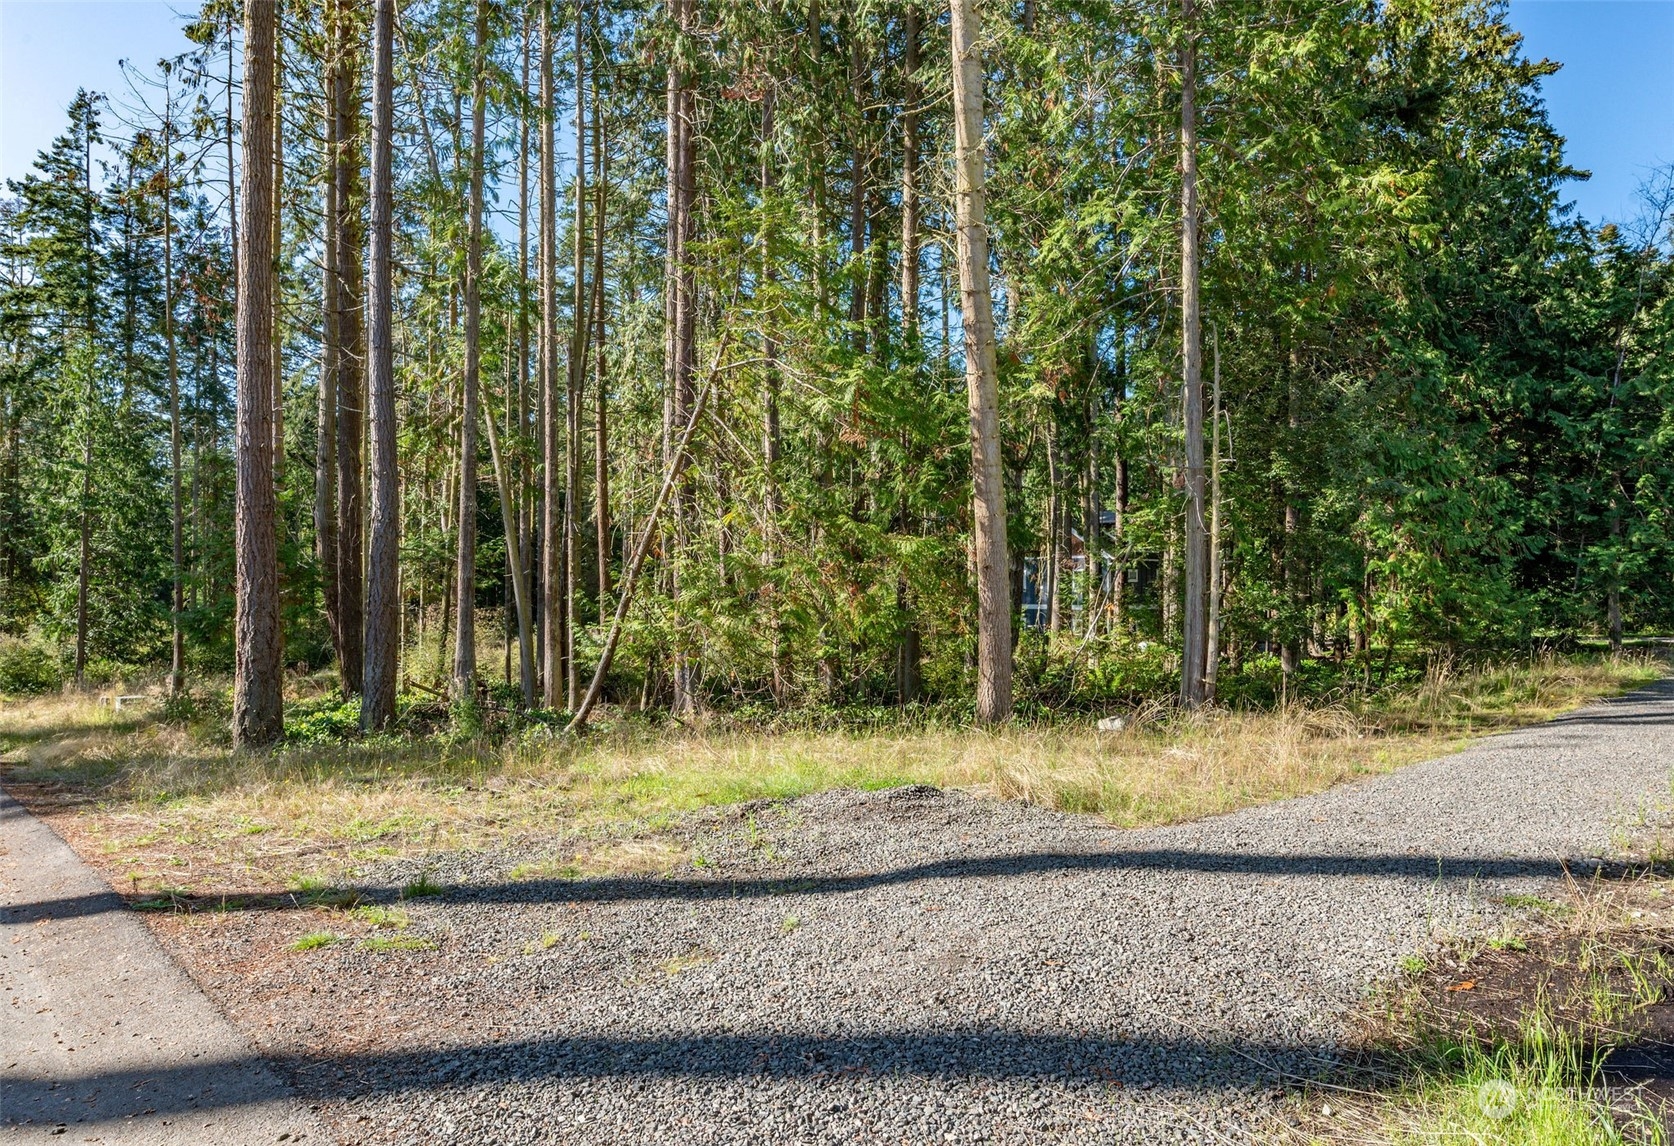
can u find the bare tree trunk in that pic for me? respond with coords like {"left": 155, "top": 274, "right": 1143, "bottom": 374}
{"left": 226, "top": 2, "right": 239, "bottom": 300}
{"left": 899, "top": 5, "right": 920, "bottom": 344}
{"left": 362, "top": 0, "right": 399, "bottom": 731}
{"left": 164, "top": 99, "right": 185, "bottom": 696}
{"left": 1047, "top": 422, "right": 1063, "bottom": 633}
{"left": 271, "top": 12, "right": 285, "bottom": 488}
{"left": 1608, "top": 511, "right": 1623, "bottom": 653}
{"left": 234, "top": 0, "right": 284, "bottom": 747}
{"left": 760, "top": 84, "right": 788, "bottom": 704}
{"left": 847, "top": 18, "right": 868, "bottom": 353}
{"left": 518, "top": 12, "right": 534, "bottom": 676}
{"left": 950, "top": 0, "right": 1012, "bottom": 724}
{"left": 566, "top": 328, "right": 733, "bottom": 735}
{"left": 593, "top": 73, "right": 611, "bottom": 608}
{"left": 485, "top": 385, "right": 534, "bottom": 705}
{"left": 896, "top": 7, "right": 923, "bottom": 701}
{"left": 667, "top": 0, "right": 698, "bottom": 717}
{"left": 1281, "top": 347, "right": 1300, "bottom": 681}
{"left": 317, "top": 29, "right": 340, "bottom": 670}
{"left": 74, "top": 118, "right": 94, "bottom": 690}
{"left": 334, "top": 7, "right": 365, "bottom": 694}
{"left": 453, "top": 0, "right": 487, "bottom": 702}
{"left": 564, "top": 0, "right": 587, "bottom": 710}
{"left": 74, "top": 413, "right": 92, "bottom": 689}
{"left": 1206, "top": 324, "right": 1223, "bottom": 702}
{"left": 540, "top": 0, "right": 561, "bottom": 708}
{"left": 1178, "top": 0, "right": 1208, "bottom": 707}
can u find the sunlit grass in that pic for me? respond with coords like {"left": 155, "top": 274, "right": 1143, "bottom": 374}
{"left": 1, "top": 653, "right": 1662, "bottom": 896}
{"left": 1377, "top": 1020, "right": 1661, "bottom": 1146}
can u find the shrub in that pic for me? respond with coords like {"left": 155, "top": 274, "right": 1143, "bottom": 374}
{"left": 285, "top": 695, "right": 362, "bottom": 742}
{"left": 0, "top": 637, "right": 63, "bottom": 695}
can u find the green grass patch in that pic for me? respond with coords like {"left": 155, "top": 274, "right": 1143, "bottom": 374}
{"left": 361, "top": 935, "right": 436, "bottom": 953}
{"left": 401, "top": 874, "right": 444, "bottom": 899}
{"left": 1380, "top": 1018, "right": 1663, "bottom": 1145}
{"left": 349, "top": 904, "right": 410, "bottom": 929}
{"left": 290, "top": 931, "right": 340, "bottom": 952}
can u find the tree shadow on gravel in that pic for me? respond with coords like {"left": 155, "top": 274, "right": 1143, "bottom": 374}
{"left": 7, "top": 849, "right": 1647, "bottom": 926}
{"left": 1543, "top": 677, "right": 1674, "bottom": 725}
{"left": 2, "top": 1028, "right": 1324, "bottom": 1127}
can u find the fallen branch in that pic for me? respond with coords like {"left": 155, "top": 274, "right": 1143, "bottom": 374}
{"left": 565, "top": 327, "right": 735, "bottom": 735}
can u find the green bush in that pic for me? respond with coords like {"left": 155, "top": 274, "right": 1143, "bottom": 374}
{"left": 285, "top": 695, "right": 362, "bottom": 743}
{"left": 0, "top": 637, "right": 63, "bottom": 695}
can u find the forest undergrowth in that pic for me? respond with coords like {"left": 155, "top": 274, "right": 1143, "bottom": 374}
{"left": 0, "top": 650, "right": 1662, "bottom": 900}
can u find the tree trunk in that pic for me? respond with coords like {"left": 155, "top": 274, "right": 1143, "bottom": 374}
{"left": 271, "top": 15, "right": 285, "bottom": 488}
{"left": 485, "top": 384, "right": 535, "bottom": 706}
{"left": 1281, "top": 347, "right": 1301, "bottom": 681}
{"left": 593, "top": 79, "right": 611, "bottom": 608}
{"left": 234, "top": 0, "right": 284, "bottom": 747}
{"left": 164, "top": 100, "right": 185, "bottom": 696}
{"left": 317, "top": 31, "right": 341, "bottom": 670}
{"left": 362, "top": 0, "right": 400, "bottom": 731}
{"left": 667, "top": 0, "right": 698, "bottom": 717}
{"left": 565, "top": 1, "right": 587, "bottom": 710}
{"left": 1608, "top": 510, "right": 1623, "bottom": 653}
{"left": 760, "top": 84, "right": 788, "bottom": 703}
{"left": 1206, "top": 325, "right": 1223, "bottom": 703}
{"left": 1178, "top": 0, "right": 1208, "bottom": 707}
{"left": 226, "top": 2, "right": 239, "bottom": 302}
{"left": 1046, "top": 422, "right": 1063, "bottom": 633}
{"left": 454, "top": 0, "right": 487, "bottom": 702}
{"left": 518, "top": 12, "right": 534, "bottom": 684}
{"left": 847, "top": 19, "right": 868, "bottom": 353}
{"left": 899, "top": 6, "right": 920, "bottom": 344}
{"left": 950, "top": 0, "right": 1012, "bottom": 724}
{"left": 334, "top": 7, "right": 365, "bottom": 694}
{"left": 540, "top": 0, "right": 561, "bottom": 708}
{"left": 567, "top": 329, "right": 733, "bottom": 735}
{"left": 74, "top": 117, "right": 94, "bottom": 690}
{"left": 895, "top": 11, "right": 924, "bottom": 698}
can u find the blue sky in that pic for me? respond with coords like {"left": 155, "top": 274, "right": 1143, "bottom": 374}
{"left": 2, "top": 0, "right": 1672, "bottom": 226}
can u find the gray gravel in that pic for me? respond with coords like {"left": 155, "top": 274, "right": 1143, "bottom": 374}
{"left": 30, "top": 680, "right": 1674, "bottom": 1144}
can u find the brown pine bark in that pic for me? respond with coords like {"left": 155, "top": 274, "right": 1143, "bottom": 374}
{"left": 1178, "top": 0, "right": 1205, "bottom": 706}
{"left": 234, "top": 0, "right": 284, "bottom": 748}
{"left": 667, "top": 0, "right": 698, "bottom": 717}
{"left": 362, "top": 0, "right": 399, "bottom": 731}
{"left": 540, "top": 0, "right": 561, "bottom": 708}
{"left": 899, "top": 6, "right": 920, "bottom": 343}
{"left": 334, "top": 5, "right": 365, "bottom": 694}
{"left": 1179, "top": 0, "right": 1209, "bottom": 706}
{"left": 1206, "top": 325, "right": 1224, "bottom": 702}
{"left": 847, "top": 18, "right": 868, "bottom": 353}
{"left": 949, "top": 0, "right": 1012, "bottom": 724}
{"left": 316, "top": 28, "right": 340, "bottom": 668}
{"left": 517, "top": 13, "right": 532, "bottom": 656}
{"left": 565, "top": 1, "right": 587, "bottom": 710}
{"left": 760, "top": 84, "right": 789, "bottom": 703}
{"left": 271, "top": 12, "right": 285, "bottom": 488}
{"left": 74, "top": 116, "right": 94, "bottom": 689}
{"left": 593, "top": 73, "right": 611, "bottom": 608}
{"left": 453, "top": 0, "right": 488, "bottom": 702}
{"left": 163, "top": 92, "right": 185, "bottom": 696}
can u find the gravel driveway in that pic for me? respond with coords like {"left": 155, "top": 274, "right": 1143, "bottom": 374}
{"left": 12, "top": 680, "right": 1674, "bottom": 1144}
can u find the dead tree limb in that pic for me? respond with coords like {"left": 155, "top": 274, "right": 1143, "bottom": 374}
{"left": 565, "top": 327, "right": 734, "bottom": 734}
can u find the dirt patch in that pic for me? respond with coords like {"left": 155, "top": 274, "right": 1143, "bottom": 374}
{"left": 1313, "top": 871, "right": 1674, "bottom": 1140}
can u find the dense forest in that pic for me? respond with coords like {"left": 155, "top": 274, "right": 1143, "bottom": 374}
{"left": 1, "top": 0, "right": 1670, "bottom": 742}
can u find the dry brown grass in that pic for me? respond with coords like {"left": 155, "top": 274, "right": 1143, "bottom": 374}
{"left": 1, "top": 653, "right": 1662, "bottom": 898}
